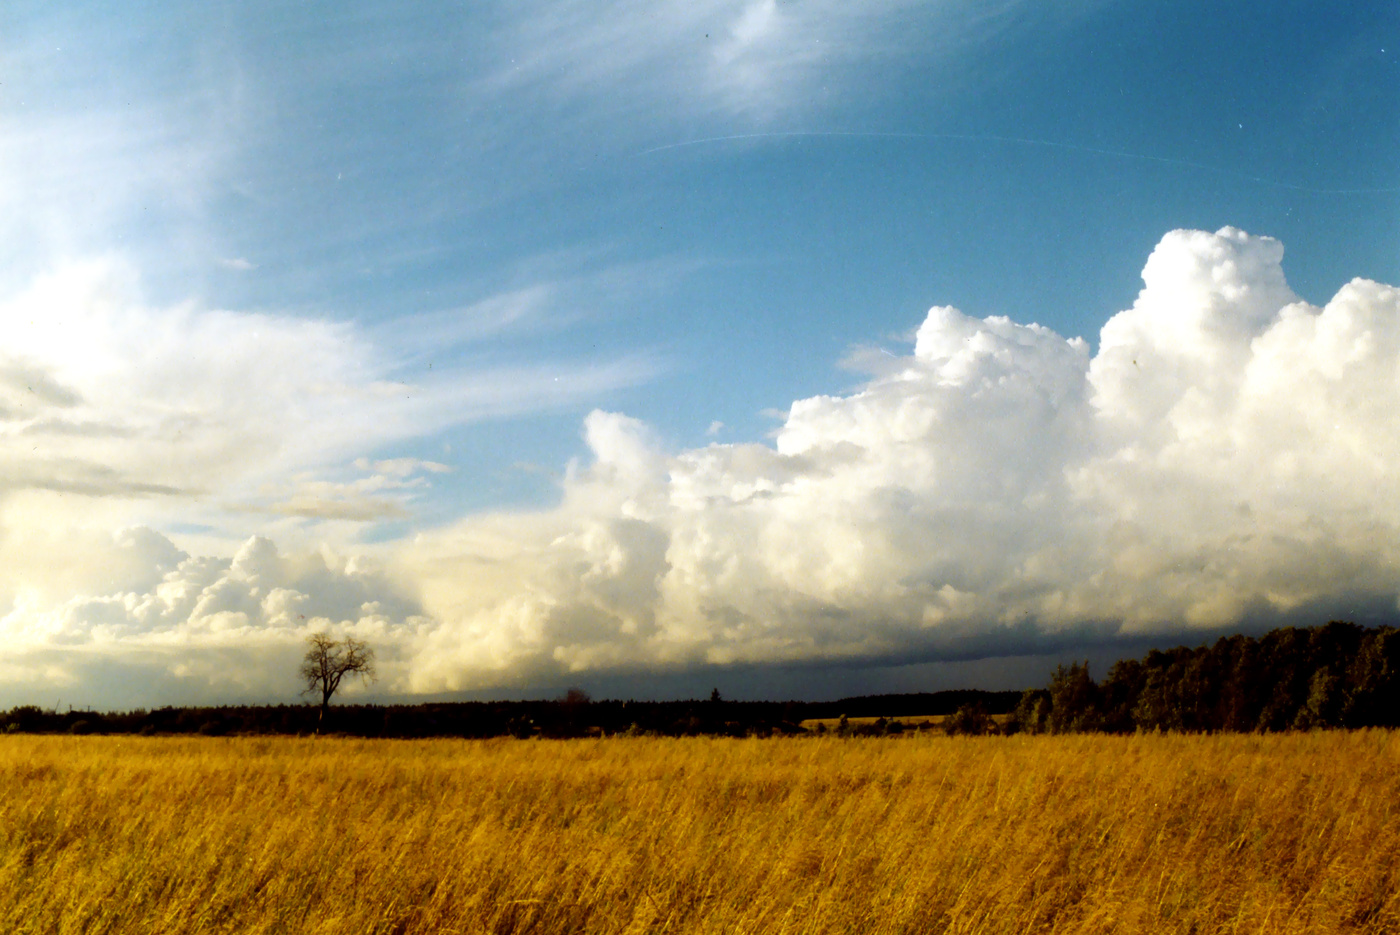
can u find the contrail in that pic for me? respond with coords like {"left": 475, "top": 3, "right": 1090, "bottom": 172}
{"left": 636, "top": 131, "right": 1400, "bottom": 195}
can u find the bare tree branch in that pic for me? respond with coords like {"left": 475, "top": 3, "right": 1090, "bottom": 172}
{"left": 300, "top": 632, "right": 377, "bottom": 734}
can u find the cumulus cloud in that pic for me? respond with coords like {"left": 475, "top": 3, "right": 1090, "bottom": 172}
{"left": 0, "top": 252, "right": 657, "bottom": 704}
{"left": 6, "top": 226, "right": 1400, "bottom": 704}
{"left": 394, "top": 227, "right": 1400, "bottom": 690}
{"left": 0, "top": 528, "right": 428, "bottom": 708}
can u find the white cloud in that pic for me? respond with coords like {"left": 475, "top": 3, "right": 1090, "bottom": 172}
{"left": 395, "top": 226, "right": 1400, "bottom": 689}
{"left": 0, "top": 257, "right": 657, "bottom": 533}
{"left": 5, "top": 227, "right": 1400, "bottom": 704}
{"left": 475, "top": 0, "right": 1079, "bottom": 129}
{"left": 353, "top": 458, "right": 453, "bottom": 477}
{"left": 243, "top": 459, "right": 455, "bottom": 522}
{"left": 0, "top": 248, "right": 661, "bottom": 704}
{"left": 0, "top": 528, "right": 429, "bottom": 707}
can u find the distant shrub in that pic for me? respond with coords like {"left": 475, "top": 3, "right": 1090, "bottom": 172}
{"left": 1005, "top": 690, "right": 1051, "bottom": 735}
{"left": 943, "top": 703, "right": 992, "bottom": 736}
{"left": 1047, "top": 662, "right": 1100, "bottom": 733}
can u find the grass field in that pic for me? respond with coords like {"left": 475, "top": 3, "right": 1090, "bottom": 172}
{"left": 2, "top": 732, "right": 1398, "bottom": 934}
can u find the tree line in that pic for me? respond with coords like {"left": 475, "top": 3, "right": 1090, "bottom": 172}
{"left": 6, "top": 620, "right": 1396, "bottom": 737}
{"left": 0, "top": 689, "right": 1021, "bottom": 738}
{"left": 1000, "top": 621, "right": 1400, "bottom": 735}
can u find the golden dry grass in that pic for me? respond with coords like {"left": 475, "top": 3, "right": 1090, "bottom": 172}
{"left": 2, "top": 731, "right": 1398, "bottom": 934}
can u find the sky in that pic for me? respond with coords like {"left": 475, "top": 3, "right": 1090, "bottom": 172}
{"left": 1, "top": 0, "right": 1398, "bottom": 708}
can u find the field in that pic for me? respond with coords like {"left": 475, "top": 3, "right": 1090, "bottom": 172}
{"left": 2, "top": 732, "right": 1398, "bottom": 934}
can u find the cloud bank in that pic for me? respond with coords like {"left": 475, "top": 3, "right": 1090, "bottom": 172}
{"left": 401, "top": 227, "right": 1400, "bottom": 689}
{"left": 5, "top": 227, "right": 1400, "bottom": 704}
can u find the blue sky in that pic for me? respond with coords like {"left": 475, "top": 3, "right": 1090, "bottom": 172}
{"left": 1, "top": 1, "right": 1398, "bottom": 706}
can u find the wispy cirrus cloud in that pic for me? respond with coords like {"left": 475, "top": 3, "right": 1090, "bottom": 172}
{"left": 240, "top": 459, "right": 455, "bottom": 522}
{"left": 0, "top": 258, "right": 661, "bottom": 532}
{"left": 475, "top": 0, "right": 1074, "bottom": 124}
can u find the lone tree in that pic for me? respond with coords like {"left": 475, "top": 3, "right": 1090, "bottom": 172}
{"left": 300, "top": 632, "right": 376, "bottom": 733}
